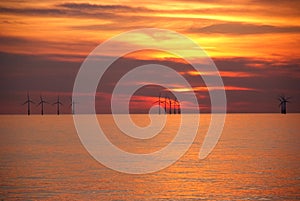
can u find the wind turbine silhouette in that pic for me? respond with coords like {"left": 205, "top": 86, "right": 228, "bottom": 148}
{"left": 37, "top": 95, "right": 49, "bottom": 115}
{"left": 278, "top": 95, "right": 291, "bottom": 114}
{"left": 173, "top": 99, "right": 177, "bottom": 114}
{"left": 22, "top": 92, "right": 35, "bottom": 115}
{"left": 153, "top": 93, "right": 164, "bottom": 114}
{"left": 174, "top": 98, "right": 181, "bottom": 114}
{"left": 164, "top": 96, "right": 167, "bottom": 114}
{"left": 70, "top": 97, "right": 77, "bottom": 114}
{"left": 153, "top": 93, "right": 182, "bottom": 115}
{"left": 53, "top": 96, "right": 63, "bottom": 115}
{"left": 167, "top": 97, "right": 172, "bottom": 114}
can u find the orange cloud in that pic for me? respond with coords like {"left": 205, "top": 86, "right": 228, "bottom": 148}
{"left": 181, "top": 70, "right": 258, "bottom": 77}
{"left": 1, "top": 0, "right": 299, "bottom": 61}
{"left": 171, "top": 86, "right": 256, "bottom": 92}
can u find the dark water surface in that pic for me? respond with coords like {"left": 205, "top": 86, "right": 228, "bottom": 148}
{"left": 0, "top": 114, "right": 299, "bottom": 200}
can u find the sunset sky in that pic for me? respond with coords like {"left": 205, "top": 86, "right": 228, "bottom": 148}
{"left": 1, "top": 0, "right": 299, "bottom": 114}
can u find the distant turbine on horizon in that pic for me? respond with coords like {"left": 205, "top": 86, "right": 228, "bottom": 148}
{"left": 164, "top": 96, "right": 167, "bottom": 114}
{"left": 37, "top": 95, "right": 49, "bottom": 115}
{"left": 167, "top": 97, "right": 172, "bottom": 114}
{"left": 53, "top": 96, "right": 63, "bottom": 115}
{"left": 153, "top": 93, "right": 163, "bottom": 114}
{"left": 278, "top": 95, "right": 291, "bottom": 114}
{"left": 173, "top": 99, "right": 177, "bottom": 114}
{"left": 70, "top": 97, "right": 77, "bottom": 114}
{"left": 174, "top": 98, "right": 181, "bottom": 114}
{"left": 153, "top": 93, "right": 181, "bottom": 115}
{"left": 22, "top": 92, "right": 35, "bottom": 115}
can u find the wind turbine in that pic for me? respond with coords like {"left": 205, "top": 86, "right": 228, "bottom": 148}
{"left": 173, "top": 99, "right": 177, "bottom": 114}
{"left": 278, "top": 95, "right": 291, "bottom": 114}
{"left": 153, "top": 93, "right": 161, "bottom": 114}
{"left": 37, "top": 95, "right": 49, "bottom": 115}
{"left": 53, "top": 96, "right": 63, "bottom": 115}
{"left": 70, "top": 97, "right": 77, "bottom": 114}
{"left": 174, "top": 98, "right": 181, "bottom": 114}
{"left": 22, "top": 92, "right": 35, "bottom": 115}
{"left": 164, "top": 96, "right": 167, "bottom": 114}
{"left": 167, "top": 97, "right": 172, "bottom": 114}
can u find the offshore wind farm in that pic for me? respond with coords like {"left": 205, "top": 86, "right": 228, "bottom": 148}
{"left": 1, "top": 0, "right": 299, "bottom": 200}
{"left": 21, "top": 92, "right": 291, "bottom": 115}
{"left": 11, "top": 91, "right": 299, "bottom": 201}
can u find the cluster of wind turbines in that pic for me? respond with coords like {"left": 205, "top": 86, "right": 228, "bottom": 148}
{"left": 152, "top": 94, "right": 291, "bottom": 114}
{"left": 153, "top": 93, "right": 181, "bottom": 115}
{"left": 22, "top": 93, "right": 76, "bottom": 115}
{"left": 23, "top": 92, "right": 291, "bottom": 115}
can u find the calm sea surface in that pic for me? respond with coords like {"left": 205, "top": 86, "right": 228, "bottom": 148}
{"left": 0, "top": 114, "right": 299, "bottom": 200}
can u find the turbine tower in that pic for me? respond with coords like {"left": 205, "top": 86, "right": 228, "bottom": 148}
{"left": 278, "top": 95, "right": 291, "bottom": 114}
{"left": 153, "top": 93, "right": 163, "bottom": 114}
{"left": 175, "top": 98, "right": 181, "bottom": 114}
{"left": 173, "top": 99, "right": 177, "bottom": 114}
{"left": 53, "top": 96, "right": 63, "bottom": 115}
{"left": 168, "top": 97, "right": 172, "bottom": 114}
{"left": 164, "top": 96, "right": 167, "bottom": 114}
{"left": 37, "top": 95, "right": 49, "bottom": 115}
{"left": 70, "top": 97, "right": 77, "bottom": 114}
{"left": 22, "top": 92, "right": 34, "bottom": 115}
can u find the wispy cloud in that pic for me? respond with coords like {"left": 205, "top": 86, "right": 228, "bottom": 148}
{"left": 189, "top": 22, "right": 300, "bottom": 35}
{"left": 180, "top": 70, "right": 260, "bottom": 78}
{"left": 58, "top": 3, "right": 152, "bottom": 12}
{"left": 171, "top": 86, "right": 257, "bottom": 92}
{"left": 0, "top": 3, "right": 152, "bottom": 19}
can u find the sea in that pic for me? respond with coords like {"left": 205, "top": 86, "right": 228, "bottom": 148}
{"left": 0, "top": 114, "right": 299, "bottom": 200}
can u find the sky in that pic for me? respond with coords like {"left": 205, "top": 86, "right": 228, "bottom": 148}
{"left": 0, "top": 0, "right": 300, "bottom": 114}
